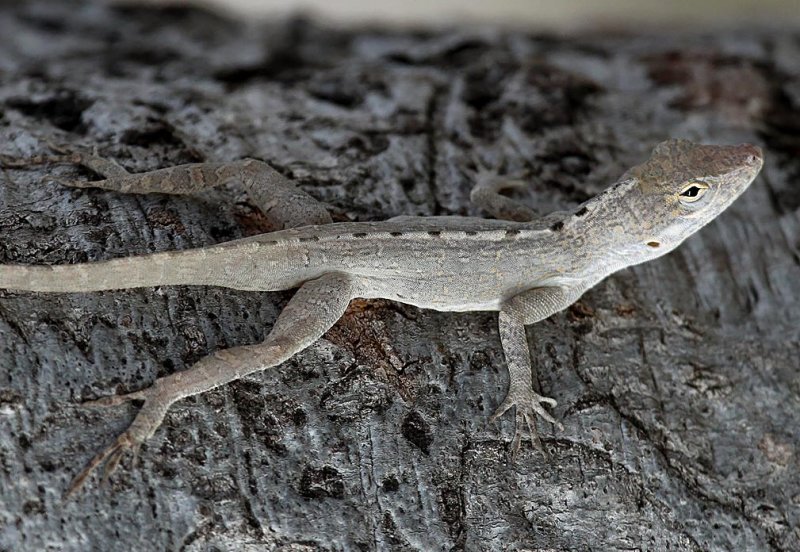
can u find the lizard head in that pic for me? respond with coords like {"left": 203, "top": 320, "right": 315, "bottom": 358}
{"left": 618, "top": 138, "right": 762, "bottom": 255}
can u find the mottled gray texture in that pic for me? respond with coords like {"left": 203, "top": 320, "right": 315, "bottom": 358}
{"left": 0, "top": 1, "right": 799, "bottom": 551}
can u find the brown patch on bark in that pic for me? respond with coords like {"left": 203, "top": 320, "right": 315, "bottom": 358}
{"left": 325, "top": 299, "right": 418, "bottom": 402}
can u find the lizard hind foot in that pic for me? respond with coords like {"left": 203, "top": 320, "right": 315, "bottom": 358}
{"left": 66, "top": 386, "right": 167, "bottom": 497}
{"left": 65, "top": 430, "right": 141, "bottom": 498}
{"left": 490, "top": 391, "right": 563, "bottom": 458}
{"left": 0, "top": 141, "right": 95, "bottom": 169}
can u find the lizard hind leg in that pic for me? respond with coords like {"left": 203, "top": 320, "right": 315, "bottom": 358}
{"left": 1, "top": 144, "right": 332, "bottom": 229}
{"left": 66, "top": 272, "right": 361, "bottom": 497}
{"left": 469, "top": 171, "right": 539, "bottom": 222}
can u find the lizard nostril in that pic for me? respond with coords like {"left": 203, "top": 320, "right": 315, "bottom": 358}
{"left": 737, "top": 144, "right": 763, "bottom": 166}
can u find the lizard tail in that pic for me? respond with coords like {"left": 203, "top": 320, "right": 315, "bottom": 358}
{"left": 0, "top": 247, "right": 235, "bottom": 293}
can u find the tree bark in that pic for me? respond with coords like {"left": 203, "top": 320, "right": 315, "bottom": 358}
{"left": 0, "top": 2, "right": 799, "bottom": 550}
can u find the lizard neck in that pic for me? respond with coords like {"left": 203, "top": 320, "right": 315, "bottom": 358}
{"left": 547, "top": 178, "right": 678, "bottom": 277}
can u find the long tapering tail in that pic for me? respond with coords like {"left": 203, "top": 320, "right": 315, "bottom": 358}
{"left": 0, "top": 240, "right": 265, "bottom": 293}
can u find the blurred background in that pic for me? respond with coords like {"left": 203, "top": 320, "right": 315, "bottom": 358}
{"left": 133, "top": 0, "right": 800, "bottom": 29}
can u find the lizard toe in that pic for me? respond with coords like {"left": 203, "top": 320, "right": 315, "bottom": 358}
{"left": 80, "top": 388, "right": 149, "bottom": 408}
{"left": 67, "top": 386, "right": 168, "bottom": 497}
{"left": 65, "top": 430, "right": 142, "bottom": 498}
{"left": 494, "top": 390, "right": 563, "bottom": 458}
{"left": 489, "top": 395, "right": 515, "bottom": 423}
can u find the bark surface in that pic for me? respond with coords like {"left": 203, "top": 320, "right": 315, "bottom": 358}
{"left": 0, "top": 2, "right": 798, "bottom": 550}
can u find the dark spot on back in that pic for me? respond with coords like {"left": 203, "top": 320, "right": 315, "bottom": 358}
{"left": 575, "top": 207, "right": 588, "bottom": 217}
{"left": 389, "top": 232, "right": 403, "bottom": 237}
{"left": 550, "top": 221, "right": 564, "bottom": 231}
{"left": 299, "top": 236, "right": 319, "bottom": 242}
{"left": 427, "top": 231, "right": 441, "bottom": 237}
{"left": 505, "top": 229, "right": 521, "bottom": 237}
{"left": 352, "top": 233, "right": 368, "bottom": 238}
{"left": 465, "top": 231, "right": 478, "bottom": 236}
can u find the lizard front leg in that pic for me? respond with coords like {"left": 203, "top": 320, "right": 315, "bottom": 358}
{"left": 0, "top": 145, "right": 332, "bottom": 229}
{"left": 66, "top": 272, "right": 361, "bottom": 496}
{"left": 491, "top": 286, "right": 576, "bottom": 455}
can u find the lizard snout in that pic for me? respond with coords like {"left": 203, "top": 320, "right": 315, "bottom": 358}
{"left": 734, "top": 143, "right": 764, "bottom": 168}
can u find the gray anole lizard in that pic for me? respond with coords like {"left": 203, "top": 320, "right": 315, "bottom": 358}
{"left": 0, "top": 138, "right": 763, "bottom": 495}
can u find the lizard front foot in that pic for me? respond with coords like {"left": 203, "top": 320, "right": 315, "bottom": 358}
{"left": 490, "top": 390, "right": 563, "bottom": 457}
{"left": 66, "top": 386, "right": 170, "bottom": 497}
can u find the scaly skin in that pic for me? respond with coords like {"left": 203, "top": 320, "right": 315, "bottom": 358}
{"left": 0, "top": 138, "right": 763, "bottom": 495}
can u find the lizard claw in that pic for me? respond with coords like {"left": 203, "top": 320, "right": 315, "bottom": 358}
{"left": 490, "top": 390, "right": 563, "bottom": 457}
{"left": 66, "top": 385, "right": 168, "bottom": 497}
{"left": 81, "top": 388, "right": 147, "bottom": 408}
{"left": 51, "top": 177, "right": 92, "bottom": 189}
{"left": 65, "top": 429, "right": 142, "bottom": 498}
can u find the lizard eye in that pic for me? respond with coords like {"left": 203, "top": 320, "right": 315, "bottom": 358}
{"left": 678, "top": 181, "right": 709, "bottom": 204}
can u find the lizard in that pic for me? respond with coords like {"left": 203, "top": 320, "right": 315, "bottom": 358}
{"left": 0, "top": 138, "right": 763, "bottom": 496}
